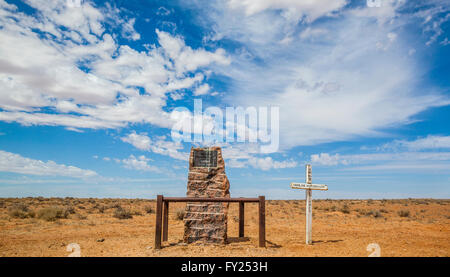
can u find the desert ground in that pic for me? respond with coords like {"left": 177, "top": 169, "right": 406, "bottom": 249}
{"left": 0, "top": 197, "right": 448, "bottom": 257}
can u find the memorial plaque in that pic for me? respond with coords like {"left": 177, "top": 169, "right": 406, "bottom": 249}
{"left": 193, "top": 149, "right": 218, "bottom": 168}
{"left": 183, "top": 146, "right": 230, "bottom": 244}
{"left": 290, "top": 183, "right": 328, "bottom": 190}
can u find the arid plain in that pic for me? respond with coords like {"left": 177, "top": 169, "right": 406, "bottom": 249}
{"left": 0, "top": 197, "right": 448, "bottom": 257}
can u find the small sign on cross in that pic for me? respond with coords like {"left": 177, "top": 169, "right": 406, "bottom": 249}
{"left": 290, "top": 164, "right": 328, "bottom": 245}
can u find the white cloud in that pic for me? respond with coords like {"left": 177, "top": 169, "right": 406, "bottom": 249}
{"left": 156, "top": 29, "right": 230, "bottom": 74}
{"left": 120, "top": 18, "right": 140, "bottom": 41}
{"left": 0, "top": 0, "right": 229, "bottom": 131}
{"left": 121, "top": 132, "right": 188, "bottom": 161}
{"left": 383, "top": 135, "right": 450, "bottom": 150}
{"left": 311, "top": 153, "right": 343, "bottom": 166}
{"left": 402, "top": 135, "right": 450, "bottom": 149}
{"left": 192, "top": 0, "right": 450, "bottom": 151}
{"left": 441, "top": 38, "right": 450, "bottom": 46}
{"left": 157, "top": 7, "right": 171, "bottom": 16}
{"left": 248, "top": 156, "right": 297, "bottom": 171}
{"left": 150, "top": 136, "right": 189, "bottom": 161}
{"left": 310, "top": 135, "right": 450, "bottom": 172}
{"left": 121, "top": 132, "right": 152, "bottom": 151}
{"left": 227, "top": 0, "right": 347, "bottom": 22}
{"left": 0, "top": 150, "right": 97, "bottom": 177}
{"left": 349, "top": 0, "right": 400, "bottom": 24}
{"left": 299, "top": 27, "right": 328, "bottom": 39}
{"left": 193, "top": 83, "right": 211, "bottom": 96}
{"left": 227, "top": 156, "right": 297, "bottom": 171}
{"left": 120, "top": 154, "right": 159, "bottom": 172}
{"left": 311, "top": 151, "right": 450, "bottom": 166}
{"left": 221, "top": 144, "right": 297, "bottom": 170}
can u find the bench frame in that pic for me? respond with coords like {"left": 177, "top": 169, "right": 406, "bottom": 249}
{"left": 154, "top": 195, "right": 266, "bottom": 249}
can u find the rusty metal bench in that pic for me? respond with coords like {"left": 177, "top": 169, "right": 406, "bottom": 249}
{"left": 154, "top": 195, "right": 266, "bottom": 249}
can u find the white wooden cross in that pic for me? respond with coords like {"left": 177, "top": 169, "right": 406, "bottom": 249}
{"left": 290, "top": 164, "right": 328, "bottom": 245}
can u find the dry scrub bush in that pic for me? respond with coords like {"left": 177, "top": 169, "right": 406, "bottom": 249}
{"left": 97, "top": 205, "right": 106, "bottom": 213}
{"left": 144, "top": 205, "right": 154, "bottom": 214}
{"left": 398, "top": 210, "right": 410, "bottom": 217}
{"left": 8, "top": 204, "right": 35, "bottom": 219}
{"left": 175, "top": 209, "right": 185, "bottom": 220}
{"left": 132, "top": 210, "right": 143, "bottom": 216}
{"left": 65, "top": 206, "right": 76, "bottom": 214}
{"left": 76, "top": 214, "right": 87, "bottom": 220}
{"left": 368, "top": 210, "right": 383, "bottom": 218}
{"left": 37, "top": 206, "right": 69, "bottom": 221}
{"left": 113, "top": 207, "right": 133, "bottom": 219}
{"left": 340, "top": 204, "right": 351, "bottom": 214}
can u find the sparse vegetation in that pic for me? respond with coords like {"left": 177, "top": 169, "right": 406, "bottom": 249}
{"left": 398, "top": 210, "right": 410, "bottom": 217}
{"left": 132, "top": 210, "right": 143, "bottom": 216}
{"left": 340, "top": 204, "right": 351, "bottom": 214}
{"left": 0, "top": 197, "right": 449, "bottom": 256}
{"left": 369, "top": 210, "right": 383, "bottom": 218}
{"left": 8, "top": 204, "right": 35, "bottom": 219}
{"left": 144, "top": 205, "right": 154, "bottom": 214}
{"left": 65, "top": 206, "right": 76, "bottom": 214}
{"left": 113, "top": 207, "right": 133, "bottom": 219}
{"left": 97, "top": 205, "right": 106, "bottom": 213}
{"left": 37, "top": 206, "right": 69, "bottom": 221}
{"left": 109, "top": 203, "right": 121, "bottom": 209}
{"left": 76, "top": 214, "right": 87, "bottom": 220}
{"left": 175, "top": 208, "right": 185, "bottom": 220}
{"left": 357, "top": 209, "right": 382, "bottom": 218}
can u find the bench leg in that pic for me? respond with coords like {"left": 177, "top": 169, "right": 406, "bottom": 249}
{"left": 259, "top": 196, "right": 266, "bottom": 247}
{"left": 154, "top": 195, "right": 163, "bottom": 249}
{"left": 163, "top": 201, "right": 169, "bottom": 241}
{"left": 239, "top": 202, "right": 245, "bottom": 237}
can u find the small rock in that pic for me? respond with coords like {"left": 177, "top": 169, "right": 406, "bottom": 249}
{"left": 97, "top": 238, "right": 105, "bottom": 242}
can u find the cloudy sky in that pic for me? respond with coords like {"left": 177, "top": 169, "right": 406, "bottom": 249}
{"left": 0, "top": 0, "right": 449, "bottom": 199}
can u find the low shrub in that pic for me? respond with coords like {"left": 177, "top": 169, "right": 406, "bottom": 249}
{"left": 175, "top": 209, "right": 185, "bottom": 220}
{"left": 65, "top": 206, "right": 76, "bottom": 214}
{"left": 132, "top": 210, "right": 143, "bottom": 216}
{"left": 76, "top": 214, "right": 87, "bottom": 220}
{"left": 398, "top": 210, "right": 410, "bottom": 217}
{"left": 144, "top": 205, "right": 154, "bottom": 214}
{"left": 113, "top": 207, "right": 132, "bottom": 219}
{"left": 97, "top": 205, "right": 106, "bottom": 213}
{"left": 369, "top": 210, "right": 382, "bottom": 218}
{"left": 37, "top": 206, "right": 69, "bottom": 221}
{"left": 8, "top": 204, "right": 34, "bottom": 219}
{"left": 340, "top": 204, "right": 351, "bottom": 214}
{"left": 109, "top": 203, "right": 122, "bottom": 209}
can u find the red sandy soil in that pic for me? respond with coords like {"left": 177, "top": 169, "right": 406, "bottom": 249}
{"left": 0, "top": 198, "right": 448, "bottom": 257}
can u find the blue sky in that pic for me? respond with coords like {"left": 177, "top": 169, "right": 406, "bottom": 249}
{"left": 0, "top": 0, "right": 449, "bottom": 199}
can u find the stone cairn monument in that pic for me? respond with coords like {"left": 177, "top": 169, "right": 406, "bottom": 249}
{"left": 183, "top": 146, "right": 230, "bottom": 244}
